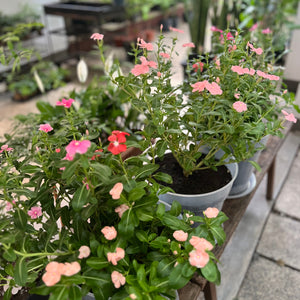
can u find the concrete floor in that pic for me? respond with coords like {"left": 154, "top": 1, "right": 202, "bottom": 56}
{"left": 1, "top": 20, "right": 300, "bottom": 300}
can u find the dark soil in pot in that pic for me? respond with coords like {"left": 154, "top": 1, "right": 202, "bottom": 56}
{"left": 157, "top": 153, "right": 232, "bottom": 194}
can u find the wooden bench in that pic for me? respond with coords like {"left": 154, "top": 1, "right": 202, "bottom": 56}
{"left": 178, "top": 121, "right": 294, "bottom": 300}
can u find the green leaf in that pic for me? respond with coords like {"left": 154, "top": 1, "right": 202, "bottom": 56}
{"left": 14, "top": 258, "right": 28, "bottom": 286}
{"left": 92, "top": 164, "right": 112, "bottom": 184}
{"left": 201, "top": 260, "right": 220, "bottom": 285}
{"left": 128, "top": 187, "right": 146, "bottom": 202}
{"left": 169, "top": 264, "right": 190, "bottom": 289}
{"left": 62, "top": 160, "right": 80, "bottom": 180}
{"left": 210, "top": 225, "right": 226, "bottom": 245}
{"left": 49, "top": 287, "right": 69, "bottom": 300}
{"left": 170, "top": 201, "right": 182, "bottom": 216}
{"left": 135, "top": 164, "right": 159, "bottom": 179}
{"left": 21, "top": 165, "right": 42, "bottom": 174}
{"left": 3, "top": 287, "right": 12, "bottom": 300}
{"left": 249, "top": 160, "right": 261, "bottom": 172}
{"left": 72, "top": 185, "right": 90, "bottom": 211}
{"left": 3, "top": 248, "right": 16, "bottom": 262}
{"left": 14, "top": 209, "right": 28, "bottom": 230}
{"left": 153, "top": 172, "right": 173, "bottom": 184}
{"left": 86, "top": 257, "right": 109, "bottom": 270}
{"left": 136, "top": 230, "right": 148, "bottom": 243}
{"left": 157, "top": 258, "right": 175, "bottom": 277}
{"left": 36, "top": 101, "right": 55, "bottom": 117}
{"left": 69, "top": 285, "right": 82, "bottom": 300}
{"left": 162, "top": 214, "right": 190, "bottom": 231}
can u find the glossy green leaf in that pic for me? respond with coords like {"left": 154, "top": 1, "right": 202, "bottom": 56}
{"left": 72, "top": 185, "right": 90, "bottom": 211}
{"left": 14, "top": 258, "right": 28, "bottom": 286}
{"left": 86, "top": 257, "right": 109, "bottom": 270}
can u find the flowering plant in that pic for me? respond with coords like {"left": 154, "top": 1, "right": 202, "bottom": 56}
{"left": 99, "top": 27, "right": 297, "bottom": 179}
{"left": 0, "top": 81, "right": 228, "bottom": 299}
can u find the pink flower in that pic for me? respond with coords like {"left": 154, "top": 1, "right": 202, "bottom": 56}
{"left": 6, "top": 202, "right": 13, "bottom": 211}
{"left": 206, "top": 82, "right": 223, "bottom": 95}
{"left": 63, "top": 153, "right": 74, "bottom": 161}
{"left": 249, "top": 23, "right": 258, "bottom": 32}
{"left": 204, "top": 207, "right": 219, "bottom": 218}
{"left": 115, "top": 204, "right": 130, "bottom": 218}
{"left": 247, "top": 42, "right": 263, "bottom": 55}
{"left": 0, "top": 145, "right": 13, "bottom": 153}
{"left": 231, "top": 65, "right": 245, "bottom": 75}
{"left": 233, "top": 101, "right": 247, "bottom": 113}
{"left": 282, "top": 110, "right": 297, "bottom": 123}
{"left": 45, "top": 262, "right": 64, "bottom": 273}
{"left": 130, "top": 294, "right": 137, "bottom": 299}
{"left": 210, "top": 26, "right": 223, "bottom": 33}
{"left": 189, "top": 249, "right": 209, "bottom": 268}
{"left": 63, "top": 262, "right": 81, "bottom": 276}
{"left": 28, "top": 206, "right": 42, "bottom": 219}
{"left": 234, "top": 93, "right": 240, "bottom": 99}
{"left": 101, "top": 226, "right": 117, "bottom": 240}
{"left": 182, "top": 42, "right": 195, "bottom": 48}
{"left": 131, "top": 56, "right": 157, "bottom": 76}
{"left": 159, "top": 52, "right": 170, "bottom": 59}
{"left": 192, "top": 62, "right": 204, "bottom": 72}
{"left": 110, "top": 182, "right": 124, "bottom": 199}
{"left": 42, "top": 271, "right": 61, "bottom": 287}
{"left": 173, "top": 230, "right": 188, "bottom": 242}
{"left": 108, "top": 131, "right": 130, "bottom": 155}
{"left": 39, "top": 124, "right": 53, "bottom": 133}
{"left": 262, "top": 28, "right": 272, "bottom": 34}
{"left": 256, "top": 70, "right": 280, "bottom": 81}
{"left": 137, "top": 38, "right": 153, "bottom": 51}
{"left": 66, "top": 140, "right": 91, "bottom": 156}
{"left": 169, "top": 27, "right": 184, "bottom": 33}
{"left": 107, "top": 247, "right": 125, "bottom": 265}
{"left": 157, "top": 71, "right": 162, "bottom": 77}
{"left": 90, "top": 33, "right": 104, "bottom": 40}
{"left": 56, "top": 98, "right": 75, "bottom": 108}
{"left": 78, "top": 246, "right": 91, "bottom": 259}
{"left": 189, "top": 236, "right": 213, "bottom": 252}
{"left": 111, "top": 271, "right": 126, "bottom": 289}
{"left": 55, "top": 148, "right": 61, "bottom": 153}
{"left": 191, "top": 80, "right": 208, "bottom": 93}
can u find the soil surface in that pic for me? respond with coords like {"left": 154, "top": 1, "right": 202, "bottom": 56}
{"left": 157, "top": 153, "right": 232, "bottom": 194}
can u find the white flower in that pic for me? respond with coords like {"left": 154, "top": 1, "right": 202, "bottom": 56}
{"left": 77, "top": 58, "right": 88, "bottom": 83}
{"left": 33, "top": 70, "right": 45, "bottom": 93}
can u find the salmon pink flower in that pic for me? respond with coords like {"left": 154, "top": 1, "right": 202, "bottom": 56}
{"left": 115, "top": 204, "right": 129, "bottom": 218}
{"left": 39, "top": 124, "right": 53, "bottom": 133}
{"left": 137, "top": 38, "right": 153, "bottom": 51}
{"left": 131, "top": 56, "right": 157, "bottom": 76}
{"left": 282, "top": 110, "right": 297, "bottom": 123}
{"left": 107, "top": 247, "right": 125, "bottom": 265}
{"left": 192, "top": 62, "right": 204, "bottom": 72}
{"left": 157, "top": 71, "right": 162, "bottom": 77}
{"left": 56, "top": 98, "right": 74, "bottom": 108}
{"left": 169, "top": 26, "right": 184, "bottom": 33}
{"left": 101, "top": 226, "right": 117, "bottom": 240}
{"left": 231, "top": 65, "right": 245, "bottom": 75}
{"left": 66, "top": 140, "right": 91, "bottom": 156}
{"left": 182, "top": 42, "right": 195, "bottom": 48}
{"left": 189, "top": 249, "right": 209, "bottom": 268}
{"left": 206, "top": 82, "right": 223, "bottom": 95}
{"left": 189, "top": 236, "right": 213, "bottom": 252}
{"left": 159, "top": 52, "right": 170, "bottom": 59}
{"left": 90, "top": 33, "right": 104, "bottom": 40}
{"left": 63, "top": 262, "right": 81, "bottom": 276}
{"left": 110, "top": 182, "right": 123, "bottom": 199}
{"left": 173, "top": 230, "right": 188, "bottom": 242}
{"left": 108, "top": 131, "right": 130, "bottom": 155}
{"left": 0, "top": 145, "right": 13, "bottom": 153}
{"left": 42, "top": 271, "right": 61, "bottom": 287}
{"left": 191, "top": 80, "right": 208, "bottom": 93}
{"left": 204, "top": 207, "right": 219, "bottom": 218}
{"left": 233, "top": 101, "right": 247, "bottom": 112}
{"left": 111, "top": 271, "right": 126, "bottom": 288}
{"left": 234, "top": 93, "right": 240, "bottom": 99}
{"left": 28, "top": 206, "right": 42, "bottom": 219}
{"left": 55, "top": 148, "right": 61, "bottom": 153}
{"left": 78, "top": 246, "right": 91, "bottom": 259}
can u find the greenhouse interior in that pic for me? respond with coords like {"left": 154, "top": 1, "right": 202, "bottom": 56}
{"left": 1, "top": 1, "right": 300, "bottom": 300}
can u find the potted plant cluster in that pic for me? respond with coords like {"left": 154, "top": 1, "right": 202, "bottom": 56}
{"left": 95, "top": 26, "right": 298, "bottom": 212}
{"left": 0, "top": 58, "right": 228, "bottom": 299}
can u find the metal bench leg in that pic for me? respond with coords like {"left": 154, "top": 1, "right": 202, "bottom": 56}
{"left": 203, "top": 282, "right": 217, "bottom": 300}
{"left": 266, "top": 158, "right": 276, "bottom": 200}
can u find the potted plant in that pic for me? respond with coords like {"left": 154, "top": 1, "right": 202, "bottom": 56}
{"left": 0, "top": 93, "right": 228, "bottom": 299}
{"left": 92, "top": 27, "right": 298, "bottom": 214}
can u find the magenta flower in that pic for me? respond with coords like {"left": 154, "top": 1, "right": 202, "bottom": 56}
{"left": 90, "top": 33, "right": 104, "bottom": 40}
{"left": 66, "top": 140, "right": 91, "bottom": 156}
{"left": 63, "top": 153, "right": 74, "bottom": 161}
{"left": 282, "top": 110, "right": 297, "bottom": 123}
{"left": 28, "top": 206, "right": 42, "bottom": 219}
{"left": 169, "top": 26, "right": 184, "bottom": 33}
{"left": 233, "top": 101, "right": 247, "bottom": 113}
{"left": 137, "top": 38, "right": 153, "bottom": 51}
{"left": 0, "top": 145, "right": 13, "bottom": 153}
{"left": 249, "top": 23, "right": 258, "bottom": 32}
{"left": 39, "top": 124, "right": 53, "bottom": 133}
{"left": 182, "top": 42, "right": 195, "bottom": 48}
{"left": 262, "top": 28, "right": 272, "bottom": 34}
{"left": 56, "top": 98, "right": 75, "bottom": 108}
{"left": 210, "top": 26, "right": 223, "bottom": 33}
